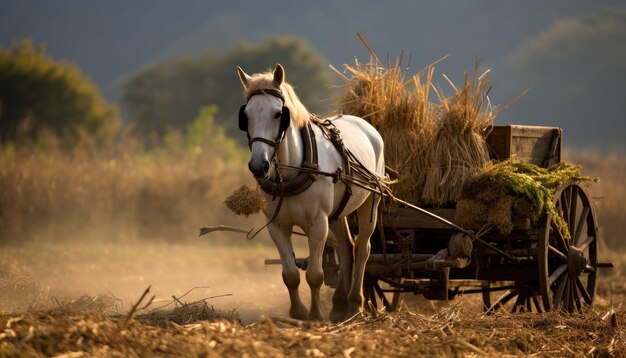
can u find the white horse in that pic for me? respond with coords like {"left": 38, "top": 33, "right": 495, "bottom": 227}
{"left": 236, "top": 64, "right": 386, "bottom": 322}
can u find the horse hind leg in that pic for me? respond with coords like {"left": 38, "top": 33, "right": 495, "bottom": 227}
{"left": 329, "top": 218, "right": 354, "bottom": 323}
{"left": 346, "top": 194, "right": 380, "bottom": 316}
{"left": 268, "top": 224, "right": 308, "bottom": 320}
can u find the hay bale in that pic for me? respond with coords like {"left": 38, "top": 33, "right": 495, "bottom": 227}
{"left": 460, "top": 175, "right": 508, "bottom": 204}
{"left": 487, "top": 196, "right": 514, "bottom": 235}
{"left": 512, "top": 196, "right": 535, "bottom": 221}
{"left": 224, "top": 185, "right": 266, "bottom": 217}
{"left": 455, "top": 199, "right": 488, "bottom": 229}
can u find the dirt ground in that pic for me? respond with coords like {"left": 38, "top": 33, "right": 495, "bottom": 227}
{"left": 0, "top": 239, "right": 624, "bottom": 357}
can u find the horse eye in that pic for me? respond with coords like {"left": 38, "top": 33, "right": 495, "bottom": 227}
{"left": 274, "top": 111, "right": 282, "bottom": 119}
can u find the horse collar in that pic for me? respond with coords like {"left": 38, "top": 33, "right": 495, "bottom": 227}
{"left": 257, "top": 122, "right": 319, "bottom": 197}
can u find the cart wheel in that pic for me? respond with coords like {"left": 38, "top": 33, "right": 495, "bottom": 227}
{"left": 363, "top": 275, "right": 403, "bottom": 312}
{"left": 482, "top": 281, "right": 545, "bottom": 313}
{"left": 538, "top": 181, "right": 598, "bottom": 313}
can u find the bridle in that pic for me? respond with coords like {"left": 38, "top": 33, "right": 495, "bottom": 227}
{"left": 238, "top": 88, "right": 291, "bottom": 154}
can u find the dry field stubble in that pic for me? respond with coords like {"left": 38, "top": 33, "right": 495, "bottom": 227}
{"left": 1, "top": 148, "right": 625, "bottom": 356}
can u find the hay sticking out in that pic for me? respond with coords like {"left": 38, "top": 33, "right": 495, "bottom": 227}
{"left": 334, "top": 36, "right": 497, "bottom": 206}
{"left": 422, "top": 62, "right": 496, "bottom": 206}
{"left": 333, "top": 46, "right": 438, "bottom": 204}
{"left": 224, "top": 185, "right": 266, "bottom": 217}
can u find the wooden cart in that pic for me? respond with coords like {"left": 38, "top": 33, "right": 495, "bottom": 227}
{"left": 317, "top": 124, "right": 613, "bottom": 314}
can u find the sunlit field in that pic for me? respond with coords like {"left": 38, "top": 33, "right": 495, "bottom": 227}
{"left": 0, "top": 143, "right": 624, "bottom": 356}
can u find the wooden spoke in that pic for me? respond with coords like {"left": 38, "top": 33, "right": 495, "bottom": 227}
{"left": 577, "top": 235, "right": 594, "bottom": 251}
{"left": 568, "top": 279, "right": 575, "bottom": 313}
{"left": 549, "top": 264, "right": 567, "bottom": 285}
{"left": 568, "top": 187, "right": 579, "bottom": 235}
{"left": 532, "top": 296, "right": 544, "bottom": 313}
{"left": 563, "top": 279, "right": 571, "bottom": 312}
{"left": 548, "top": 245, "right": 568, "bottom": 261}
{"left": 373, "top": 280, "right": 392, "bottom": 309}
{"left": 552, "top": 223, "right": 569, "bottom": 253}
{"left": 363, "top": 276, "right": 403, "bottom": 312}
{"left": 574, "top": 207, "right": 589, "bottom": 245}
{"left": 512, "top": 293, "right": 526, "bottom": 313}
{"left": 553, "top": 276, "right": 567, "bottom": 309}
{"left": 575, "top": 276, "right": 592, "bottom": 304}
{"left": 574, "top": 284, "right": 583, "bottom": 313}
{"left": 561, "top": 192, "right": 570, "bottom": 225}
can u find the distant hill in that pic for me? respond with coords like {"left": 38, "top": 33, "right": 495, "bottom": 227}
{"left": 1, "top": 0, "right": 625, "bottom": 151}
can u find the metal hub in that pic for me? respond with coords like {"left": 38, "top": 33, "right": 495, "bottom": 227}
{"left": 567, "top": 245, "right": 587, "bottom": 277}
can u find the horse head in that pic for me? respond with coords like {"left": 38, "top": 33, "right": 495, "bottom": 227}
{"left": 237, "top": 64, "right": 290, "bottom": 179}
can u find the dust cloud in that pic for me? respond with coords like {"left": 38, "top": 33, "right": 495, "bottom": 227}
{"left": 0, "top": 234, "right": 322, "bottom": 324}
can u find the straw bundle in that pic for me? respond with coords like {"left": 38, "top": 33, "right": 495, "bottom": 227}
{"left": 224, "top": 185, "right": 266, "bottom": 217}
{"left": 333, "top": 44, "right": 438, "bottom": 204}
{"left": 421, "top": 63, "right": 496, "bottom": 206}
{"left": 334, "top": 50, "right": 495, "bottom": 205}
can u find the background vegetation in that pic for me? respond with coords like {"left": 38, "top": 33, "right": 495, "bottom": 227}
{"left": 0, "top": 40, "right": 119, "bottom": 147}
{"left": 122, "top": 36, "right": 333, "bottom": 143}
{"left": 0, "top": 37, "right": 624, "bottom": 251}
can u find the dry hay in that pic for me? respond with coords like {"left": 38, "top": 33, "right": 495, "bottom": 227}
{"left": 224, "top": 185, "right": 266, "bottom": 217}
{"left": 332, "top": 36, "right": 438, "bottom": 205}
{"left": 455, "top": 173, "right": 531, "bottom": 235}
{"left": 334, "top": 36, "right": 496, "bottom": 206}
{"left": 455, "top": 160, "right": 597, "bottom": 235}
{"left": 1, "top": 301, "right": 623, "bottom": 357}
{"left": 421, "top": 61, "right": 496, "bottom": 206}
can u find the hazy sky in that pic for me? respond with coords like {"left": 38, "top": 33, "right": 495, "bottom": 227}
{"left": 1, "top": 1, "right": 625, "bottom": 151}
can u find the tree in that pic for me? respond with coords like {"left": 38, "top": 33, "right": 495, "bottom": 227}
{"left": 123, "top": 36, "right": 334, "bottom": 142}
{"left": 0, "top": 40, "right": 120, "bottom": 146}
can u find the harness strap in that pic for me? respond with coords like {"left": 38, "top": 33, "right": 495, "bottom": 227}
{"left": 316, "top": 120, "right": 353, "bottom": 223}
{"left": 257, "top": 122, "right": 319, "bottom": 197}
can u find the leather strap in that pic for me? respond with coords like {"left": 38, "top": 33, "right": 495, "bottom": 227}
{"left": 257, "top": 122, "right": 319, "bottom": 197}
{"left": 316, "top": 120, "right": 353, "bottom": 222}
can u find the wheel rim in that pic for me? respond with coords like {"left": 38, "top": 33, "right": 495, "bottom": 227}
{"left": 363, "top": 275, "right": 402, "bottom": 312}
{"left": 538, "top": 182, "right": 598, "bottom": 313}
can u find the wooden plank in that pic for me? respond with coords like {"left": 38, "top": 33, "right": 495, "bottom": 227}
{"left": 384, "top": 207, "right": 530, "bottom": 231}
{"left": 485, "top": 125, "right": 561, "bottom": 167}
{"left": 485, "top": 125, "right": 511, "bottom": 161}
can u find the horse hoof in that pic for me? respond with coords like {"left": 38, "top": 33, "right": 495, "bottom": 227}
{"left": 308, "top": 309, "right": 324, "bottom": 321}
{"left": 329, "top": 309, "right": 347, "bottom": 323}
{"left": 289, "top": 304, "right": 309, "bottom": 321}
{"left": 345, "top": 304, "right": 363, "bottom": 319}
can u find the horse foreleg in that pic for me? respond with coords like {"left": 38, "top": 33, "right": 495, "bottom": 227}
{"left": 347, "top": 194, "right": 380, "bottom": 316}
{"left": 329, "top": 218, "right": 354, "bottom": 323}
{"left": 305, "top": 214, "right": 329, "bottom": 321}
{"left": 268, "top": 224, "right": 308, "bottom": 320}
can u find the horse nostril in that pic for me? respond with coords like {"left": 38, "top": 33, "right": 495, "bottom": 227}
{"left": 248, "top": 161, "right": 254, "bottom": 173}
{"left": 263, "top": 161, "right": 270, "bottom": 173}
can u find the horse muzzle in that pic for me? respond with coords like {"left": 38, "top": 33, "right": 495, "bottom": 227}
{"left": 248, "top": 158, "right": 270, "bottom": 179}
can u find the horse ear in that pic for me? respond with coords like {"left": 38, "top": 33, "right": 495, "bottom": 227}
{"left": 273, "top": 64, "right": 285, "bottom": 87}
{"left": 237, "top": 66, "right": 252, "bottom": 89}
